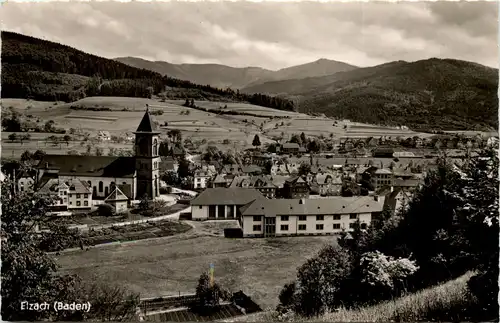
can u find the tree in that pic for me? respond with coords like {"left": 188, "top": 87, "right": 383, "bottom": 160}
{"left": 162, "top": 170, "right": 179, "bottom": 186}
{"left": 307, "top": 140, "right": 320, "bottom": 153}
{"left": 44, "top": 120, "right": 56, "bottom": 133}
{"left": 252, "top": 134, "right": 261, "bottom": 148}
{"left": 192, "top": 272, "right": 231, "bottom": 314}
{"left": 33, "top": 149, "right": 46, "bottom": 160}
{"left": 289, "top": 134, "right": 302, "bottom": 145}
{"left": 19, "top": 133, "right": 31, "bottom": 145}
{"left": 8, "top": 133, "right": 17, "bottom": 142}
{"left": 20, "top": 150, "right": 33, "bottom": 162}
{"left": 177, "top": 157, "right": 192, "bottom": 179}
{"left": 300, "top": 132, "right": 307, "bottom": 144}
{"left": 63, "top": 135, "right": 72, "bottom": 146}
{"left": 95, "top": 147, "right": 104, "bottom": 156}
{"left": 298, "top": 163, "right": 311, "bottom": 176}
{"left": 264, "top": 160, "right": 273, "bottom": 175}
{"left": 1, "top": 177, "right": 138, "bottom": 321}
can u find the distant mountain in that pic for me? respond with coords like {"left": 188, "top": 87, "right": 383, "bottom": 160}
{"left": 242, "top": 58, "right": 498, "bottom": 131}
{"left": 1, "top": 31, "right": 295, "bottom": 112}
{"left": 114, "top": 57, "right": 358, "bottom": 89}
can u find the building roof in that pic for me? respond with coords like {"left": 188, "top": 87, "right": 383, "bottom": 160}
{"left": 283, "top": 143, "right": 300, "bottom": 149}
{"left": 374, "top": 168, "right": 393, "bottom": 175}
{"left": 105, "top": 186, "right": 129, "bottom": 202}
{"left": 37, "top": 155, "right": 136, "bottom": 178}
{"left": 117, "top": 184, "right": 132, "bottom": 199}
{"left": 38, "top": 178, "right": 90, "bottom": 195}
{"left": 190, "top": 188, "right": 264, "bottom": 206}
{"left": 241, "top": 196, "right": 386, "bottom": 217}
{"left": 135, "top": 108, "right": 159, "bottom": 133}
{"left": 393, "top": 178, "right": 420, "bottom": 187}
{"left": 241, "top": 165, "right": 262, "bottom": 174}
{"left": 213, "top": 174, "right": 227, "bottom": 184}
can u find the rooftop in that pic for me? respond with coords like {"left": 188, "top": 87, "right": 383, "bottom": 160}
{"left": 241, "top": 196, "right": 386, "bottom": 217}
{"left": 37, "top": 155, "right": 136, "bottom": 178}
{"left": 135, "top": 108, "right": 159, "bottom": 133}
{"left": 190, "top": 188, "right": 264, "bottom": 206}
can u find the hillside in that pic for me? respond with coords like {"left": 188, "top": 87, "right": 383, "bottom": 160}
{"left": 1, "top": 31, "right": 295, "bottom": 112}
{"left": 242, "top": 59, "right": 499, "bottom": 131}
{"left": 115, "top": 57, "right": 357, "bottom": 89}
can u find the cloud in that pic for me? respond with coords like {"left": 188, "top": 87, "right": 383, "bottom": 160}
{"left": 1, "top": 1, "right": 497, "bottom": 69}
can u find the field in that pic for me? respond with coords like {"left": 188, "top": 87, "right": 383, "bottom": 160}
{"left": 228, "top": 271, "right": 477, "bottom": 322}
{"left": 55, "top": 222, "right": 334, "bottom": 309}
{"left": 2, "top": 96, "right": 440, "bottom": 159}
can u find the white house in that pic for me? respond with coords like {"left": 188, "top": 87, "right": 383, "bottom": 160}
{"left": 97, "top": 131, "right": 111, "bottom": 141}
{"left": 190, "top": 188, "right": 264, "bottom": 220}
{"left": 193, "top": 170, "right": 213, "bottom": 189}
{"left": 239, "top": 195, "right": 385, "bottom": 238}
{"left": 37, "top": 178, "right": 92, "bottom": 211}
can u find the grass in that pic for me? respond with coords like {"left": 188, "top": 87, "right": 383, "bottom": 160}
{"left": 228, "top": 271, "right": 477, "bottom": 322}
{"left": 55, "top": 228, "right": 335, "bottom": 308}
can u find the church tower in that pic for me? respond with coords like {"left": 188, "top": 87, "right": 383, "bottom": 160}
{"left": 134, "top": 106, "right": 161, "bottom": 199}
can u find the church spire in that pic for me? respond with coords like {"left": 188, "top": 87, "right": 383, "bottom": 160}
{"left": 135, "top": 105, "right": 159, "bottom": 133}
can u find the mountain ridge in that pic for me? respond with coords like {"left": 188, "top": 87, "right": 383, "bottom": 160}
{"left": 114, "top": 56, "right": 358, "bottom": 89}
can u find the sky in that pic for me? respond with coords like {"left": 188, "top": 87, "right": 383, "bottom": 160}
{"left": 2, "top": 1, "right": 498, "bottom": 70}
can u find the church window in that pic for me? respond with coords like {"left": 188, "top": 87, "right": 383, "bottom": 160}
{"left": 99, "top": 181, "right": 103, "bottom": 192}
{"left": 153, "top": 139, "right": 158, "bottom": 156}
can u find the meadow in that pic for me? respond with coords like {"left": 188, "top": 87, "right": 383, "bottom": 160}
{"left": 55, "top": 223, "right": 334, "bottom": 309}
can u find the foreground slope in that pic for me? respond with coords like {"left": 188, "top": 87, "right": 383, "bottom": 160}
{"left": 243, "top": 59, "right": 498, "bottom": 131}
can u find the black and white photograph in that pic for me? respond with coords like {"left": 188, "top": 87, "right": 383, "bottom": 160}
{"left": 0, "top": 0, "right": 498, "bottom": 322}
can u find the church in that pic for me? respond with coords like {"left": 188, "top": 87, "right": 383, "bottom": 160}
{"left": 36, "top": 107, "right": 162, "bottom": 202}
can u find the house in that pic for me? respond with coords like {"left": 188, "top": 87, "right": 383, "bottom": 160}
{"left": 315, "top": 173, "right": 342, "bottom": 196}
{"left": 282, "top": 143, "right": 300, "bottom": 154}
{"left": 37, "top": 178, "right": 92, "bottom": 211}
{"left": 212, "top": 174, "right": 228, "bottom": 188}
{"left": 371, "top": 168, "right": 394, "bottom": 190}
{"left": 241, "top": 165, "right": 263, "bottom": 176}
{"left": 340, "top": 138, "right": 355, "bottom": 152}
{"left": 160, "top": 156, "right": 179, "bottom": 173}
{"left": 239, "top": 195, "right": 385, "bottom": 238}
{"left": 384, "top": 188, "right": 413, "bottom": 214}
{"left": 193, "top": 170, "right": 212, "bottom": 189}
{"left": 222, "top": 164, "right": 243, "bottom": 175}
{"left": 282, "top": 176, "right": 310, "bottom": 199}
{"left": 252, "top": 176, "right": 278, "bottom": 198}
{"left": 392, "top": 178, "right": 420, "bottom": 191}
{"left": 104, "top": 186, "right": 129, "bottom": 214}
{"left": 17, "top": 169, "right": 37, "bottom": 193}
{"left": 97, "top": 131, "right": 111, "bottom": 141}
{"left": 190, "top": 188, "right": 264, "bottom": 220}
{"left": 172, "top": 146, "right": 185, "bottom": 158}
{"left": 372, "top": 147, "right": 395, "bottom": 158}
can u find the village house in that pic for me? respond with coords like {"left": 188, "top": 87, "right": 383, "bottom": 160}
{"left": 384, "top": 187, "right": 414, "bottom": 214}
{"left": 193, "top": 170, "right": 213, "bottom": 189}
{"left": 159, "top": 156, "right": 179, "bottom": 173}
{"left": 239, "top": 195, "right": 385, "bottom": 237}
{"left": 372, "top": 147, "right": 395, "bottom": 158}
{"left": 281, "top": 142, "right": 300, "bottom": 154}
{"left": 314, "top": 173, "right": 342, "bottom": 196}
{"left": 190, "top": 188, "right": 264, "bottom": 220}
{"left": 37, "top": 178, "right": 92, "bottom": 211}
{"left": 212, "top": 174, "right": 228, "bottom": 188}
{"left": 282, "top": 176, "right": 310, "bottom": 199}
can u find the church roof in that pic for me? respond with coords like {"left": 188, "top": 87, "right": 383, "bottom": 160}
{"left": 135, "top": 108, "right": 159, "bottom": 133}
{"left": 37, "top": 155, "right": 136, "bottom": 178}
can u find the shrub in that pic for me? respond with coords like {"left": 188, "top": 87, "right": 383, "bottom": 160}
{"left": 97, "top": 203, "right": 115, "bottom": 217}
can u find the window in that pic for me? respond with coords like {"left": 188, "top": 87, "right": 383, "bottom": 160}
{"left": 316, "top": 215, "right": 324, "bottom": 221}
{"left": 84, "top": 194, "right": 88, "bottom": 198}
{"left": 199, "top": 206, "right": 202, "bottom": 209}
{"left": 298, "top": 224, "right": 307, "bottom": 231}
{"left": 253, "top": 216, "right": 262, "bottom": 222}
{"left": 153, "top": 139, "right": 158, "bottom": 156}
{"left": 76, "top": 201, "right": 81, "bottom": 206}
{"left": 76, "top": 194, "right": 81, "bottom": 199}
{"left": 99, "top": 181, "right": 103, "bottom": 192}
{"left": 280, "top": 225, "right": 289, "bottom": 231}
{"left": 349, "top": 223, "right": 355, "bottom": 229}
{"left": 63, "top": 198, "right": 67, "bottom": 203}
{"left": 84, "top": 201, "right": 88, "bottom": 206}
{"left": 64, "top": 191, "right": 67, "bottom": 195}
{"left": 298, "top": 215, "right": 307, "bottom": 221}
{"left": 316, "top": 224, "right": 324, "bottom": 230}
{"left": 333, "top": 223, "right": 341, "bottom": 229}
{"left": 361, "top": 223, "right": 367, "bottom": 230}
{"left": 253, "top": 225, "right": 262, "bottom": 231}
{"left": 281, "top": 215, "right": 289, "bottom": 221}
{"left": 350, "top": 214, "right": 357, "bottom": 220}
{"left": 69, "top": 201, "right": 73, "bottom": 205}
{"left": 69, "top": 194, "right": 73, "bottom": 198}
{"left": 333, "top": 214, "right": 341, "bottom": 220}
{"left": 123, "top": 182, "right": 127, "bottom": 185}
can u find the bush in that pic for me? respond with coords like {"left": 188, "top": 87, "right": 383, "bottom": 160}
{"left": 97, "top": 203, "right": 115, "bottom": 217}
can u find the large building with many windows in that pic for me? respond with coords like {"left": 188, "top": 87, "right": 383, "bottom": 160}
{"left": 239, "top": 196, "right": 385, "bottom": 238}
{"left": 35, "top": 108, "right": 161, "bottom": 202}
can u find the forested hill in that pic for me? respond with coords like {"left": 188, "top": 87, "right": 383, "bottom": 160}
{"left": 243, "top": 59, "right": 499, "bottom": 131}
{"left": 1, "top": 31, "right": 295, "bottom": 111}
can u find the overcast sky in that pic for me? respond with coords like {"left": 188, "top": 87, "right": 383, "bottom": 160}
{"left": 2, "top": 1, "right": 498, "bottom": 70}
